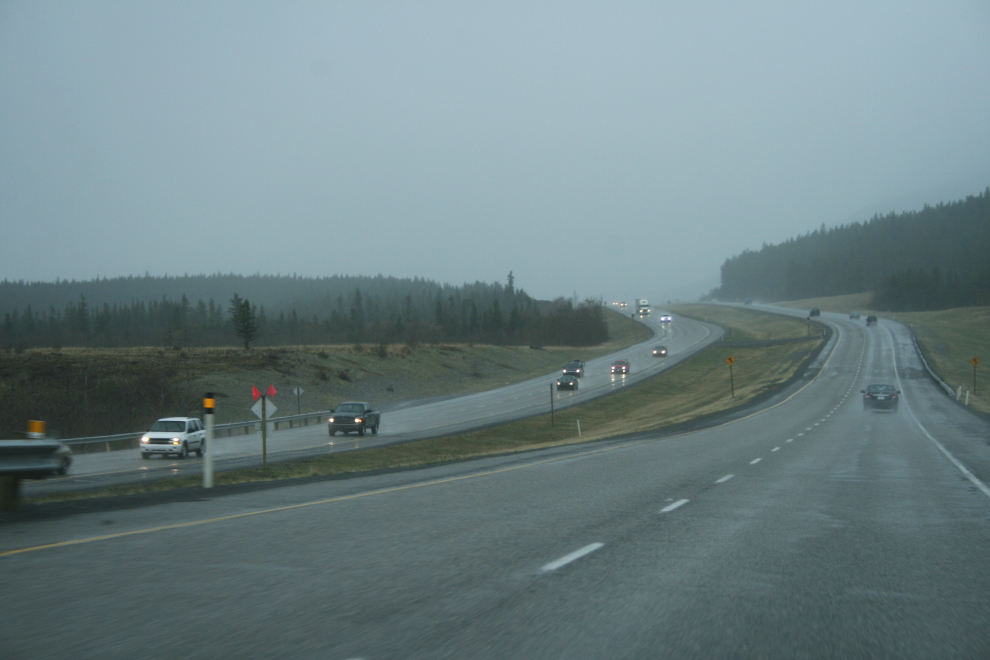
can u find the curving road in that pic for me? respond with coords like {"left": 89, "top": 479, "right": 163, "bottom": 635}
{"left": 4, "top": 307, "right": 990, "bottom": 658}
{"left": 23, "top": 312, "right": 721, "bottom": 496}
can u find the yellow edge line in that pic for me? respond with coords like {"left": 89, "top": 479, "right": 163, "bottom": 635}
{"left": 3, "top": 322, "right": 837, "bottom": 559}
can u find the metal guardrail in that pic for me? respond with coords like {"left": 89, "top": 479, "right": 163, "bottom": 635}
{"left": 913, "top": 336, "right": 955, "bottom": 397}
{"left": 61, "top": 411, "right": 333, "bottom": 453}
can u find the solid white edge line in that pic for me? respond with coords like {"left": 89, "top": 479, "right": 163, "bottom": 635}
{"left": 541, "top": 542, "right": 605, "bottom": 571}
{"left": 915, "top": 421, "right": 990, "bottom": 500}
{"left": 660, "top": 498, "right": 690, "bottom": 513}
{"left": 716, "top": 474, "right": 734, "bottom": 483}
{"left": 881, "top": 323, "right": 990, "bottom": 502}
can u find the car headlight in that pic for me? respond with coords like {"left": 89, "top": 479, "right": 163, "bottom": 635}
{"left": 355, "top": 418, "right": 363, "bottom": 424}
{"left": 141, "top": 436, "right": 149, "bottom": 444}
{"left": 172, "top": 438, "right": 181, "bottom": 445}
{"left": 328, "top": 417, "right": 334, "bottom": 423}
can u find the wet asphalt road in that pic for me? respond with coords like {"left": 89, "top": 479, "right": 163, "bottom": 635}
{"left": 3, "top": 308, "right": 989, "bottom": 659}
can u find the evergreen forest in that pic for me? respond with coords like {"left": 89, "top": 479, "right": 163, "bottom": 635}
{"left": 710, "top": 187, "right": 990, "bottom": 311}
{"left": 0, "top": 273, "right": 609, "bottom": 350}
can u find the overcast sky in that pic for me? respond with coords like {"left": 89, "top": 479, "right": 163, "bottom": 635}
{"left": 1, "top": 1, "right": 988, "bottom": 303}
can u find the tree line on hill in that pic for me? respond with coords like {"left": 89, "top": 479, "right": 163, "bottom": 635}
{"left": 0, "top": 272, "right": 610, "bottom": 350}
{"left": 708, "top": 187, "right": 990, "bottom": 311}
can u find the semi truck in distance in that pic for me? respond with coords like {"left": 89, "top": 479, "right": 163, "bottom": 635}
{"left": 635, "top": 299, "right": 650, "bottom": 316}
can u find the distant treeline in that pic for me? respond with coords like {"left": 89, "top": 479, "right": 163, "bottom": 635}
{"left": 0, "top": 273, "right": 609, "bottom": 349}
{"left": 709, "top": 187, "right": 990, "bottom": 311}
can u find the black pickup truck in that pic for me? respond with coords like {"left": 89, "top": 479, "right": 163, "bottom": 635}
{"left": 328, "top": 401, "right": 380, "bottom": 436}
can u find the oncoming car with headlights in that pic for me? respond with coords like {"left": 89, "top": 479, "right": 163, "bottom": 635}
{"left": 140, "top": 417, "right": 206, "bottom": 459}
{"left": 556, "top": 375, "right": 579, "bottom": 391}
{"left": 329, "top": 401, "right": 381, "bottom": 436}
{"left": 652, "top": 346, "right": 668, "bottom": 357}
{"left": 611, "top": 359, "right": 631, "bottom": 375}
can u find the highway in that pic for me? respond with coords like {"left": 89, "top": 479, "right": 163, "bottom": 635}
{"left": 3, "top": 307, "right": 990, "bottom": 658}
{"left": 22, "top": 312, "right": 721, "bottom": 497}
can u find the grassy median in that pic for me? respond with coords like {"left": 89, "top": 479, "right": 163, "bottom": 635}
{"left": 25, "top": 306, "right": 824, "bottom": 503}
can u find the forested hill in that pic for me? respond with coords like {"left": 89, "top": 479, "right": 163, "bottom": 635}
{"left": 0, "top": 273, "right": 609, "bottom": 349}
{"left": 710, "top": 187, "right": 990, "bottom": 310}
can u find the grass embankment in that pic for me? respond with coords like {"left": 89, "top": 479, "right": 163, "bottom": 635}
{"left": 27, "top": 306, "right": 824, "bottom": 503}
{"left": 777, "top": 294, "right": 989, "bottom": 414}
{"left": 1, "top": 309, "right": 650, "bottom": 438}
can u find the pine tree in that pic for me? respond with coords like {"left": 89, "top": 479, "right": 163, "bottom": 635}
{"left": 229, "top": 293, "right": 258, "bottom": 350}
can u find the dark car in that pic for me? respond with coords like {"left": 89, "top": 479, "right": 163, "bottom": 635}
{"left": 328, "top": 401, "right": 380, "bottom": 436}
{"left": 866, "top": 315, "right": 878, "bottom": 326}
{"left": 556, "top": 375, "right": 579, "bottom": 391}
{"left": 611, "top": 359, "right": 630, "bottom": 375}
{"left": 849, "top": 311, "right": 860, "bottom": 319}
{"left": 562, "top": 360, "right": 585, "bottom": 377}
{"left": 652, "top": 346, "right": 668, "bottom": 357}
{"left": 862, "top": 384, "right": 900, "bottom": 411}
{"left": 809, "top": 308, "right": 821, "bottom": 317}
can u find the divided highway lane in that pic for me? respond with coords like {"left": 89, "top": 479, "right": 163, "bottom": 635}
{"left": 24, "top": 313, "right": 721, "bottom": 496}
{"left": 5, "top": 308, "right": 989, "bottom": 658}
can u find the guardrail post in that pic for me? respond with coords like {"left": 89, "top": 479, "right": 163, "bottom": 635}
{"left": 0, "top": 477, "right": 20, "bottom": 511}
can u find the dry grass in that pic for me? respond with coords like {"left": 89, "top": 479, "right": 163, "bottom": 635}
{"left": 669, "top": 303, "right": 813, "bottom": 341}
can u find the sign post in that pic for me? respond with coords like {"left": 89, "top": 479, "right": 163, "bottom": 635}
{"left": 203, "top": 393, "right": 215, "bottom": 488}
{"left": 972, "top": 356, "right": 981, "bottom": 395}
{"left": 726, "top": 356, "right": 736, "bottom": 398}
{"left": 251, "top": 385, "right": 278, "bottom": 476}
{"left": 293, "top": 386, "right": 304, "bottom": 415}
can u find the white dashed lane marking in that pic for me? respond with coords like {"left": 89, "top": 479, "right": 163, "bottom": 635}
{"left": 716, "top": 474, "right": 734, "bottom": 483}
{"left": 750, "top": 458, "right": 761, "bottom": 465}
{"left": 541, "top": 543, "right": 605, "bottom": 572}
{"left": 660, "top": 499, "right": 690, "bottom": 513}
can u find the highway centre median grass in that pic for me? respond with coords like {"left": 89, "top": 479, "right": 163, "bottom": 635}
{"left": 25, "top": 306, "right": 825, "bottom": 503}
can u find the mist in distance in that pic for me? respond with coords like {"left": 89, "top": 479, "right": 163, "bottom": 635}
{"left": 1, "top": 1, "right": 988, "bottom": 304}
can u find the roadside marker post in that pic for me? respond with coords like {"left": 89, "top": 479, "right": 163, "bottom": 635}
{"left": 203, "top": 393, "right": 215, "bottom": 489}
{"left": 726, "top": 356, "right": 736, "bottom": 398}
{"left": 972, "top": 357, "right": 980, "bottom": 395}
{"left": 550, "top": 383, "right": 555, "bottom": 427}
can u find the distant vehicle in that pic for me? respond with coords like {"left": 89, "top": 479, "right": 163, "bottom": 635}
{"left": 635, "top": 298, "right": 650, "bottom": 316}
{"left": 849, "top": 311, "right": 860, "bottom": 319}
{"left": 744, "top": 298, "right": 753, "bottom": 305}
{"left": 562, "top": 360, "right": 585, "bottom": 377}
{"left": 866, "top": 315, "right": 878, "bottom": 326}
{"left": 328, "top": 402, "right": 380, "bottom": 436}
{"left": 809, "top": 308, "right": 821, "bottom": 317}
{"left": 652, "top": 346, "right": 668, "bottom": 357}
{"left": 556, "top": 375, "right": 579, "bottom": 391}
{"left": 619, "top": 302, "right": 628, "bottom": 310}
{"left": 862, "top": 384, "right": 900, "bottom": 411}
{"left": 659, "top": 313, "right": 673, "bottom": 323}
{"left": 611, "top": 359, "right": 631, "bottom": 375}
{"left": 140, "top": 417, "right": 206, "bottom": 459}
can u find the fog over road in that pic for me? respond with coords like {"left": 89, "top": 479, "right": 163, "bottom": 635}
{"left": 3, "top": 309, "right": 990, "bottom": 659}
